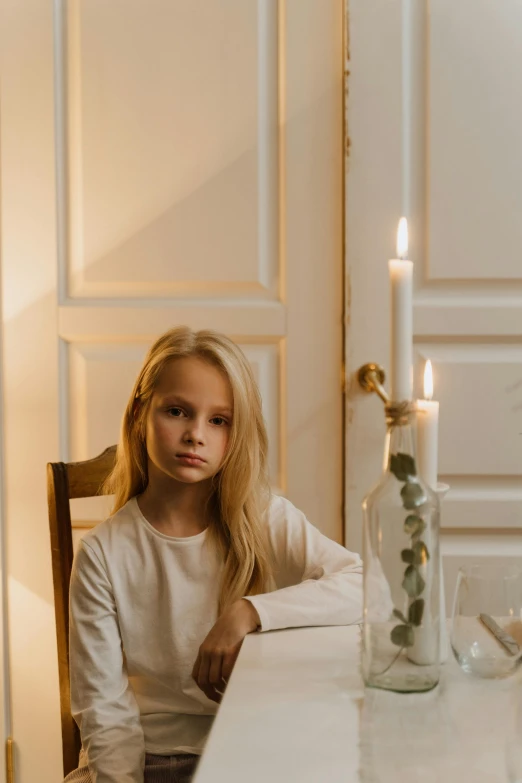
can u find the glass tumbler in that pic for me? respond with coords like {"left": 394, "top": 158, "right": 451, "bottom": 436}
{"left": 451, "top": 563, "right": 522, "bottom": 679}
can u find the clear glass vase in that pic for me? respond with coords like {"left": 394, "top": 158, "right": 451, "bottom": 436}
{"left": 362, "top": 402, "right": 441, "bottom": 693}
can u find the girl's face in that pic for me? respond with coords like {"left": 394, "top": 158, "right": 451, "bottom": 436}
{"left": 144, "top": 356, "right": 233, "bottom": 487}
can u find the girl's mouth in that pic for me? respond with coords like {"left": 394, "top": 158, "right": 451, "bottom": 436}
{"left": 175, "top": 454, "right": 206, "bottom": 466}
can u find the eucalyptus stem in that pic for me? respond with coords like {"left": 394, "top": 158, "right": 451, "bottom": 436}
{"left": 374, "top": 646, "right": 405, "bottom": 677}
{"left": 386, "top": 452, "right": 429, "bottom": 664}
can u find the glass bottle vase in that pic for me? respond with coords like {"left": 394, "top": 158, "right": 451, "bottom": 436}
{"left": 362, "top": 402, "right": 441, "bottom": 693}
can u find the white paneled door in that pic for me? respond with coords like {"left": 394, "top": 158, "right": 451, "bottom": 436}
{"left": 345, "top": 0, "right": 522, "bottom": 608}
{"left": 0, "top": 1, "right": 344, "bottom": 780}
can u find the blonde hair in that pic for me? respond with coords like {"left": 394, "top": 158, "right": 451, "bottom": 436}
{"left": 104, "top": 326, "right": 272, "bottom": 611}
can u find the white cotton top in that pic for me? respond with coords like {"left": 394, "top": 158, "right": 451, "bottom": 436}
{"left": 69, "top": 494, "right": 363, "bottom": 782}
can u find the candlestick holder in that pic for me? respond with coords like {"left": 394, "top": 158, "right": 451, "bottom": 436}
{"left": 357, "top": 363, "right": 389, "bottom": 403}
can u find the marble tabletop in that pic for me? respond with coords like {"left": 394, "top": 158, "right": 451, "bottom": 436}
{"left": 193, "top": 624, "right": 520, "bottom": 783}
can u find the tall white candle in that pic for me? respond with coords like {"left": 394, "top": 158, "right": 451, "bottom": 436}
{"left": 409, "top": 359, "right": 447, "bottom": 665}
{"left": 416, "top": 360, "right": 439, "bottom": 488}
{"left": 389, "top": 218, "right": 413, "bottom": 402}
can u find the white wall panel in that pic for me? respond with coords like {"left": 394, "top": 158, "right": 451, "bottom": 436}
{"left": 68, "top": 342, "right": 149, "bottom": 459}
{"left": 414, "top": 344, "right": 522, "bottom": 476}
{"left": 441, "top": 547, "right": 522, "bottom": 616}
{"left": 240, "top": 342, "right": 282, "bottom": 490}
{"left": 428, "top": 0, "right": 522, "bottom": 282}
{"left": 59, "top": 0, "right": 280, "bottom": 299}
{"left": 346, "top": 0, "right": 522, "bottom": 575}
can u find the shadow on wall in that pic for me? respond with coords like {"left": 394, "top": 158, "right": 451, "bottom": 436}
{"left": 78, "top": 145, "right": 260, "bottom": 289}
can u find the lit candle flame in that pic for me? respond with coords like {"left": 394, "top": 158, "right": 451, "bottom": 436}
{"left": 424, "top": 359, "right": 433, "bottom": 401}
{"left": 396, "top": 217, "right": 409, "bottom": 259}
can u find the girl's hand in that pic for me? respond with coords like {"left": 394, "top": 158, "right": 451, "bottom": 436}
{"left": 192, "top": 599, "right": 260, "bottom": 703}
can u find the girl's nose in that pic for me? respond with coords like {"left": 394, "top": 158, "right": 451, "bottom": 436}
{"left": 183, "top": 420, "right": 205, "bottom": 444}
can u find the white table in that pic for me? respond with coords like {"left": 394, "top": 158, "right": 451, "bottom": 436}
{"left": 193, "top": 625, "right": 519, "bottom": 783}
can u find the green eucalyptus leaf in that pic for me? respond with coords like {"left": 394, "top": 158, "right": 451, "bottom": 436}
{"left": 390, "top": 624, "right": 414, "bottom": 648}
{"left": 397, "top": 452, "right": 417, "bottom": 476}
{"left": 404, "top": 514, "right": 426, "bottom": 537}
{"left": 393, "top": 608, "right": 408, "bottom": 624}
{"left": 402, "top": 565, "right": 426, "bottom": 598}
{"left": 401, "top": 549, "right": 414, "bottom": 564}
{"left": 390, "top": 454, "right": 409, "bottom": 482}
{"left": 412, "top": 540, "right": 430, "bottom": 565}
{"left": 400, "top": 481, "right": 427, "bottom": 510}
{"left": 390, "top": 453, "right": 417, "bottom": 482}
{"left": 408, "top": 598, "right": 425, "bottom": 627}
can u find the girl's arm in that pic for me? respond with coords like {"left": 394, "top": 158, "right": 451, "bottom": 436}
{"left": 69, "top": 540, "right": 144, "bottom": 783}
{"left": 191, "top": 496, "right": 362, "bottom": 703}
{"left": 244, "top": 495, "right": 363, "bottom": 632}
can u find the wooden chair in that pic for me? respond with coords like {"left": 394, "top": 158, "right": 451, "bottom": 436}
{"left": 47, "top": 445, "right": 117, "bottom": 777}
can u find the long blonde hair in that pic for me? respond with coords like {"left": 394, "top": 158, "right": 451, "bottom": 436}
{"left": 104, "top": 326, "right": 272, "bottom": 610}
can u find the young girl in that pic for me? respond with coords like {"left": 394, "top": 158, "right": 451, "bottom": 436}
{"left": 64, "top": 326, "right": 363, "bottom": 783}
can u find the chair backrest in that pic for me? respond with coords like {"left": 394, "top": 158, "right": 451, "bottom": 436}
{"left": 47, "top": 445, "right": 117, "bottom": 777}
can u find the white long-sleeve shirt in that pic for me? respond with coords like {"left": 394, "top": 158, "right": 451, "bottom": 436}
{"left": 69, "top": 494, "right": 363, "bottom": 782}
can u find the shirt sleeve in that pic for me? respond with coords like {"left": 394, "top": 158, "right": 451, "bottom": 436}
{"left": 244, "top": 496, "right": 363, "bottom": 632}
{"left": 69, "top": 539, "right": 145, "bottom": 783}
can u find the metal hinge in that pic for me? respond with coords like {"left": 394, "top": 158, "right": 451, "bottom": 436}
{"left": 6, "top": 737, "right": 13, "bottom": 783}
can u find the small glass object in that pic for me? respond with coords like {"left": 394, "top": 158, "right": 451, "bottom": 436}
{"left": 362, "top": 402, "right": 441, "bottom": 693}
{"left": 451, "top": 563, "right": 522, "bottom": 679}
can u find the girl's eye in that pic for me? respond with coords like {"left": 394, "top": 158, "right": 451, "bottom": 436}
{"left": 210, "top": 416, "right": 228, "bottom": 426}
{"left": 167, "top": 407, "right": 184, "bottom": 417}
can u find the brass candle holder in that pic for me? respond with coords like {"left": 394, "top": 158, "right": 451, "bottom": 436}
{"left": 357, "top": 362, "right": 389, "bottom": 404}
